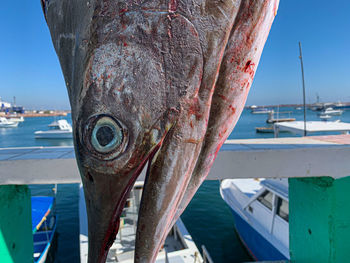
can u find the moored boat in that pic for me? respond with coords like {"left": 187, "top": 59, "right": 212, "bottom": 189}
{"left": 34, "top": 119, "right": 73, "bottom": 139}
{"left": 318, "top": 107, "right": 343, "bottom": 116}
{"left": 32, "top": 196, "right": 57, "bottom": 263}
{"left": 319, "top": 114, "right": 332, "bottom": 121}
{"left": 5, "top": 115, "right": 24, "bottom": 122}
{"left": 255, "top": 126, "right": 274, "bottom": 133}
{"left": 220, "top": 178, "right": 289, "bottom": 261}
{"left": 333, "top": 102, "right": 350, "bottom": 110}
{"left": 251, "top": 108, "right": 274, "bottom": 114}
{"left": 0, "top": 117, "right": 19, "bottom": 128}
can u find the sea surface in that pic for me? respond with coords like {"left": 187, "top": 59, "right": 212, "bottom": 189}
{"left": 1, "top": 107, "right": 350, "bottom": 262}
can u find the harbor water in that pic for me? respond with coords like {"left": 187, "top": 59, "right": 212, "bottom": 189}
{"left": 2, "top": 107, "right": 350, "bottom": 262}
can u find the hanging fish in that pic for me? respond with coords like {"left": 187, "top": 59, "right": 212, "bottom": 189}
{"left": 41, "top": 0, "right": 279, "bottom": 262}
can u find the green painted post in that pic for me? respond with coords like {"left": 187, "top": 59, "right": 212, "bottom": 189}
{"left": 289, "top": 177, "right": 350, "bottom": 262}
{"left": 0, "top": 185, "right": 33, "bottom": 263}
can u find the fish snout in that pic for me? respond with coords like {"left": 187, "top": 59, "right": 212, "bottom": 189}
{"left": 81, "top": 168, "right": 141, "bottom": 263}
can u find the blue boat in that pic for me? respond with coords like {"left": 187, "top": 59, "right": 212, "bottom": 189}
{"left": 333, "top": 105, "right": 350, "bottom": 110}
{"left": 32, "top": 196, "right": 57, "bottom": 263}
{"left": 220, "top": 179, "right": 289, "bottom": 261}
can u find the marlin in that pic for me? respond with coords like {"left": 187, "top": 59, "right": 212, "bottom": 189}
{"left": 41, "top": 0, "right": 279, "bottom": 262}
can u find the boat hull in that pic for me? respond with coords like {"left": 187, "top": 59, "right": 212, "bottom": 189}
{"left": 255, "top": 127, "right": 274, "bottom": 133}
{"left": 7, "top": 117, "right": 24, "bottom": 122}
{"left": 0, "top": 123, "right": 19, "bottom": 128}
{"left": 251, "top": 110, "right": 273, "bottom": 114}
{"left": 318, "top": 112, "right": 343, "bottom": 116}
{"left": 333, "top": 105, "right": 350, "bottom": 109}
{"left": 230, "top": 209, "right": 288, "bottom": 261}
{"left": 32, "top": 195, "right": 57, "bottom": 263}
{"left": 33, "top": 217, "right": 57, "bottom": 263}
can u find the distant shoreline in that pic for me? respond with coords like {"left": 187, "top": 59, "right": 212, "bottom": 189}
{"left": 245, "top": 102, "right": 350, "bottom": 108}
{"left": 0, "top": 111, "right": 71, "bottom": 118}
{"left": 18, "top": 112, "right": 69, "bottom": 117}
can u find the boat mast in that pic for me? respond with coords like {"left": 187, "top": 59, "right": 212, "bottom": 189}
{"left": 299, "top": 42, "right": 307, "bottom": 136}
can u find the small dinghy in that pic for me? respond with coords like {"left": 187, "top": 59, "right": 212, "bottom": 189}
{"left": 32, "top": 196, "right": 57, "bottom": 263}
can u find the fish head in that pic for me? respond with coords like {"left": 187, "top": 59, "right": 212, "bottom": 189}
{"left": 74, "top": 43, "right": 175, "bottom": 261}
{"left": 71, "top": 31, "right": 184, "bottom": 263}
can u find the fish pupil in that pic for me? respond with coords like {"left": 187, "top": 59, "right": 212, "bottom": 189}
{"left": 96, "top": 126, "right": 114, "bottom": 147}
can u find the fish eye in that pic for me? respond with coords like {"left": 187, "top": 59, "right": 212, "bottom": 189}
{"left": 91, "top": 116, "right": 123, "bottom": 153}
{"left": 85, "top": 114, "right": 128, "bottom": 158}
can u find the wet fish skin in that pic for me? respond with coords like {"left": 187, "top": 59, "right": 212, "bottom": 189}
{"left": 172, "top": 0, "right": 280, "bottom": 228}
{"left": 41, "top": 0, "right": 279, "bottom": 262}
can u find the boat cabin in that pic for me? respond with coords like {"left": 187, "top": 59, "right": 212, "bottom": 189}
{"left": 220, "top": 178, "right": 290, "bottom": 260}
{"left": 0, "top": 117, "right": 8, "bottom": 123}
{"left": 245, "top": 180, "right": 289, "bottom": 251}
{"left": 48, "top": 120, "right": 72, "bottom": 131}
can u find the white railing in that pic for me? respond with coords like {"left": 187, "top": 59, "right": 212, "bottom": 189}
{"left": 201, "top": 245, "right": 214, "bottom": 263}
{"left": 1, "top": 136, "right": 350, "bottom": 186}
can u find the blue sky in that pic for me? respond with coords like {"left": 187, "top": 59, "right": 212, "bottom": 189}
{"left": 0, "top": 1, "right": 349, "bottom": 110}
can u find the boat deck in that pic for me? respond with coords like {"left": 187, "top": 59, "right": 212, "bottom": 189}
{"left": 79, "top": 186, "right": 204, "bottom": 263}
{"left": 227, "top": 179, "right": 262, "bottom": 198}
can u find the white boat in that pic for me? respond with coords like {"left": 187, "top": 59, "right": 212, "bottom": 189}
{"left": 319, "top": 114, "right": 332, "bottom": 121}
{"left": 0, "top": 117, "right": 19, "bottom": 128}
{"left": 35, "top": 119, "right": 73, "bottom": 139}
{"left": 79, "top": 183, "right": 212, "bottom": 263}
{"left": 6, "top": 115, "right": 24, "bottom": 122}
{"left": 251, "top": 108, "right": 274, "bottom": 114}
{"left": 318, "top": 107, "right": 343, "bottom": 116}
{"left": 333, "top": 102, "right": 350, "bottom": 110}
{"left": 220, "top": 178, "right": 289, "bottom": 261}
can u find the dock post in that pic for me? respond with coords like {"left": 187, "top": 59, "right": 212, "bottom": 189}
{"left": 289, "top": 177, "right": 350, "bottom": 262}
{"left": 0, "top": 185, "right": 33, "bottom": 263}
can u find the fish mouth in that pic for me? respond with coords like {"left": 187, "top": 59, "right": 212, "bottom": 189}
{"left": 84, "top": 144, "right": 161, "bottom": 263}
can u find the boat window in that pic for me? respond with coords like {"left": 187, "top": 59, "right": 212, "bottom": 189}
{"left": 248, "top": 206, "right": 253, "bottom": 213}
{"left": 50, "top": 126, "right": 60, "bottom": 130}
{"left": 276, "top": 197, "right": 289, "bottom": 222}
{"left": 257, "top": 190, "right": 273, "bottom": 210}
